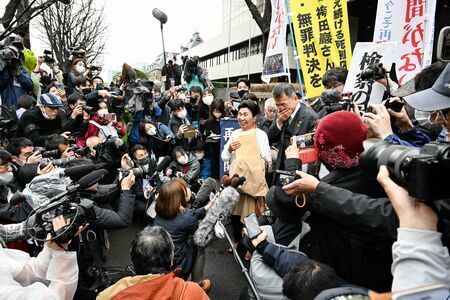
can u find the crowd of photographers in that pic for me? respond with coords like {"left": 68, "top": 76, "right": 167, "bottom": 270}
{"left": 0, "top": 32, "right": 448, "bottom": 300}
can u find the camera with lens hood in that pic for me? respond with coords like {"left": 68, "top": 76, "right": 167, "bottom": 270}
{"left": 360, "top": 139, "right": 450, "bottom": 202}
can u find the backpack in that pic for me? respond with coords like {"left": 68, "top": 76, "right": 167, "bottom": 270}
{"left": 249, "top": 222, "right": 311, "bottom": 300}
{"left": 89, "top": 120, "right": 118, "bottom": 142}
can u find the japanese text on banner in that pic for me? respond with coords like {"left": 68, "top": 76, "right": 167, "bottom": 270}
{"left": 291, "top": 0, "right": 352, "bottom": 98}
{"left": 261, "top": 0, "right": 288, "bottom": 83}
{"left": 373, "top": 0, "right": 437, "bottom": 85}
{"left": 219, "top": 118, "right": 240, "bottom": 180}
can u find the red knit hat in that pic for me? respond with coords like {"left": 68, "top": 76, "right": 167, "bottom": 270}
{"left": 314, "top": 111, "right": 367, "bottom": 169}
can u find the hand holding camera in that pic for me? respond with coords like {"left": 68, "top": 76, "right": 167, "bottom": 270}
{"left": 282, "top": 170, "right": 319, "bottom": 195}
{"left": 71, "top": 105, "right": 84, "bottom": 119}
{"left": 363, "top": 104, "right": 393, "bottom": 139}
{"left": 376, "top": 165, "right": 438, "bottom": 231}
{"left": 26, "top": 150, "right": 43, "bottom": 164}
{"left": 120, "top": 171, "right": 135, "bottom": 191}
{"left": 385, "top": 98, "right": 413, "bottom": 133}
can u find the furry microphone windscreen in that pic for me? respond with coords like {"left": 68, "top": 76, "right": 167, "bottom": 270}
{"left": 194, "top": 186, "right": 240, "bottom": 248}
{"left": 192, "top": 177, "right": 216, "bottom": 209}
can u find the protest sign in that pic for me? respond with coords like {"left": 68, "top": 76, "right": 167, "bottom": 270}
{"left": 291, "top": 0, "right": 352, "bottom": 98}
{"left": 219, "top": 118, "right": 240, "bottom": 179}
{"left": 373, "top": 0, "right": 437, "bottom": 84}
{"left": 343, "top": 42, "right": 398, "bottom": 109}
{"left": 261, "top": 0, "right": 288, "bottom": 83}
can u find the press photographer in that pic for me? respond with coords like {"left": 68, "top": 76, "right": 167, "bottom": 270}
{"left": 0, "top": 215, "right": 80, "bottom": 299}
{"left": 0, "top": 35, "right": 33, "bottom": 107}
{"left": 16, "top": 93, "right": 66, "bottom": 147}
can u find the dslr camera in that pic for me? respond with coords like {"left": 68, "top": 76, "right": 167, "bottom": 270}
{"left": 275, "top": 170, "right": 300, "bottom": 187}
{"left": 43, "top": 49, "right": 55, "bottom": 64}
{"left": 360, "top": 63, "right": 386, "bottom": 81}
{"left": 360, "top": 139, "right": 450, "bottom": 202}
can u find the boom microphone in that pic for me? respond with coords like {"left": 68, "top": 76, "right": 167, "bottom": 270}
{"left": 156, "top": 156, "right": 172, "bottom": 173}
{"left": 152, "top": 8, "right": 168, "bottom": 24}
{"left": 192, "top": 178, "right": 216, "bottom": 209}
{"left": 63, "top": 164, "right": 97, "bottom": 182}
{"left": 194, "top": 186, "right": 240, "bottom": 248}
{"left": 78, "top": 169, "right": 108, "bottom": 189}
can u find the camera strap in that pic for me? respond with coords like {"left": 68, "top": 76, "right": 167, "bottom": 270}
{"left": 271, "top": 123, "right": 286, "bottom": 186}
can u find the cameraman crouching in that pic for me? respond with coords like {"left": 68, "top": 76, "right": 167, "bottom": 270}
{"left": 0, "top": 215, "right": 79, "bottom": 299}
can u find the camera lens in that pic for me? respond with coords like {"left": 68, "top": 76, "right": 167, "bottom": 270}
{"left": 360, "top": 139, "right": 420, "bottom": 185}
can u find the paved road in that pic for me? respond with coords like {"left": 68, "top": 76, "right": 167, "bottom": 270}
{"left": 104, "top": 222, "right": 249, "bottom": 299}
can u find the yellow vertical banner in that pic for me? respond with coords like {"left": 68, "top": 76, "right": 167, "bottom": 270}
{"left": 290, "top": 0, "right": 352, "bottom": 98}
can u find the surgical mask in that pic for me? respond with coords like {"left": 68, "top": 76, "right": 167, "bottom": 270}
{"left": 82, "top": 88, "right": 92, "bottom": 95}
{"left": 203, "top": 95, "right": 213, "bottom": 106}
{"left": 177, "top": 109, "right": 187, "bottom": 119}
{"left": 177, "top": 155, "right": 189, "bottom": 165}
{"left": 0, "top": 172, "right": 13, "bottom": 184}
{"left": 75, "top": 65, "right": 86, "bottom": 74}
{"left": 195, "top": 152, "right": 205, "bottom": 160}
{"left": 238, "top": 89, "right": 248, "bottom": 98}
{"left": 97, "top": 108, "right": 108, "bottom": 117}
{"left": 213, "top": 112, "right": 222, "bottom": 119}
{"left": 146, "top": 128, "right": 157, "bottom": 136}
{"left": 179, "top": 94, "right": 186, "bottom": 100}
{"left": 139, "top": 156, "right": 150, "bottom": 166}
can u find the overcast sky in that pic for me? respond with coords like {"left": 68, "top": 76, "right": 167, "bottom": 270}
{"left": 28, "top": 0, "right": 223, "bottom": 79}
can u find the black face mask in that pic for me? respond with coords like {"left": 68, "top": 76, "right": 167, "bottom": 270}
{"left": 238, "top": 89, "right": 248, "bottom": 98}
{"left": 139, "top": 156, "right": 150, "bottom": 166}
{"left": 81, "top": 88, "right": 92, "bottom": 95}
{"left": 190, "top": 96, "right": 198, "bottom": 103}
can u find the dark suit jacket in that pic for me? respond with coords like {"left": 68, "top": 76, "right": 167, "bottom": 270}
{"left": 268, "top": 102, "right": 318, "bottom": 170}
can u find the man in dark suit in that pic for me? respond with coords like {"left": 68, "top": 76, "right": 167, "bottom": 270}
{"left": 268, "top": 84, "right": 318, "bottom": 182}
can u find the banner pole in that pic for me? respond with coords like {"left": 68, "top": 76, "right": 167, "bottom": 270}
{"left": 284, "top": 0, "right": 304, "bottom": 98}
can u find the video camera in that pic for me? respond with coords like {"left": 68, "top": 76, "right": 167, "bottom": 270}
{"left": 360, "top": 139, "right": 450, "bottom": 202}
{"left": 25, "top": 169, "right": 107, "bottom": 244}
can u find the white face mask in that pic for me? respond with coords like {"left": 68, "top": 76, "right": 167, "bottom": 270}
{"left": 0, "top": 172, "right": 13, "bottom": 184}
{"left": 179, "top": 94, "right": 186, "bottom": 100}
{"left": 177, "top": 155, "right": 189, "bottom": 165}
{"left": 177, "top": 109, "right": 187, "bottom": 119}
{"left": 97, "top": 108, "right": 108, "bottom": 117}
{"left": 146, "top": 129, "right": 157, "bottom": 136}
{"left": 203, "top": 95, "right": 213, "bottom": 106}
{"left": 75, "top": 65, "right": 86, "bottom": 74}
{"left": 195, "top": 152, "right": 205, "bottom": 160}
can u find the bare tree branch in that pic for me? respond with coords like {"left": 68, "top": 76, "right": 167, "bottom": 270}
{"left": 244, "top": 0, "right": 272, "bottom": 59}
{"left": 37, "top": 0, "right": 107, "bottom": 72}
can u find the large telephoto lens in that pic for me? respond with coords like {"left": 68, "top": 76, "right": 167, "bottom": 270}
{"left": 359, "top": 139, "right": 419, "bottom": 186}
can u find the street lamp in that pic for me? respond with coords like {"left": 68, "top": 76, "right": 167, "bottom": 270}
{"left": 152, "top": 8, "right": 168, "bottom": 67}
